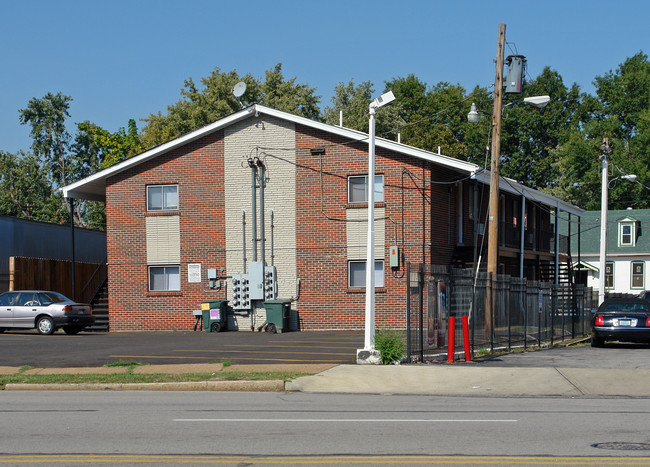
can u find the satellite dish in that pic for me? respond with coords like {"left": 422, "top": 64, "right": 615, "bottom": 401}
{"left": 233, "top": 81, "right": 247, "bottom": 107}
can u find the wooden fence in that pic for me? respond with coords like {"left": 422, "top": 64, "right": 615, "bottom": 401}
{"left": 9, "top": 256, "right": 104, "bottom": 302}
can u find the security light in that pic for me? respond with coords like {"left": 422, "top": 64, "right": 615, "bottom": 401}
{"left": 370, "top": 91, "right": 396, "bottom": 110}
{"left": 522, "top": 95, "right": 550, "bottom": 108}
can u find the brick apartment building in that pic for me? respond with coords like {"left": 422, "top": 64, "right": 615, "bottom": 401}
{"left": 62, "top": 104, "right": 582, "bottom": 331}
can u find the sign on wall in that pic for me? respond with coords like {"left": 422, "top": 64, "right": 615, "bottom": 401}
{"left": 188, "top": 263, "right": 201, "bottom": 283}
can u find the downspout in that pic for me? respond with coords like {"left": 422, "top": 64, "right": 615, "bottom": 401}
{"left": 251, "top": 164, "right": 258, "bottom": 262}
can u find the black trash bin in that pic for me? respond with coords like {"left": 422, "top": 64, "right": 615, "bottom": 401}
{"left": 262, "top": 300, "right": 291, "bottom": 333}
{"left": 200, "top": 299, "right": 228, "bottom": 333}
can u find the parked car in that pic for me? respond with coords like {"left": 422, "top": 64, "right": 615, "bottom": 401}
{"left": 0, "top": 290, "right": 94, "bottom": 335}
{"left": 591, "top": 297, "right": 650, "bottom": 347}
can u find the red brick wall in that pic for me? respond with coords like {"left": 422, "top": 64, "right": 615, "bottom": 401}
{"left": 105, "top": 123, "right": 469, "bottom": 331}
{"left": 106, "top": 132, "right": 226, "bottom": 331}
{"left": 294, "top": 124, "right": 462, "bottom": 330}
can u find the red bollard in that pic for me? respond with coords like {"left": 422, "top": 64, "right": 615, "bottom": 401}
{"left": 447, "top": 316, "right": 456, "bottom": 363}
{"left": 462, "top": 315, "right": 471, "bottom": 362}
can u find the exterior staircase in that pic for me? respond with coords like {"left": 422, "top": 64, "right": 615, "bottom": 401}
{"left": 89, "top": 280, "right": 109, "bottom": 332}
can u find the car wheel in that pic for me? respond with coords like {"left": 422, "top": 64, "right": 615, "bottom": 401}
{"left": 591, "top": 334, "right": 604, "bottom": 347}
{"left": 63, "top": 326, "right": 82, "bottom": 335}
{"left": 210, "top": 322, "right": 221, "bottom": 333}
{"left": 36, "top": 316, "right": 55, "bottom": 335}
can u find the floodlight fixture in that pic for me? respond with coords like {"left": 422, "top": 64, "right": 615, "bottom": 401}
{"left": 370, "top": 91, "right": 396, "bottom": 110}
{"left": 523, "top": 95, "right": 550, "bottom": 108}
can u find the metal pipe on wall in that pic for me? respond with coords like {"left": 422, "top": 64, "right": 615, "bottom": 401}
{"left": 251, "top": 164, "right": 258, "bottom": 262}
{"left": 270, "top": 209, "right": 275, "bottom": 266}
{"left": 259, "top": 164, "right": 265, "bottom": 264}
{"left": 242, "top": 210, "right": 247, "bottom": 273}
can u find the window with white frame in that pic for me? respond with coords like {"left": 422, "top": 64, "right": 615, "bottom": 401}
{"left": 632, "top": 262, "right": 644, "bottom": 289}
{"left": 147, "top": 184, "right": 178, "bottom": 211}
{"left": 149, "top": 265, "right": 181, "bottom": 291}
{"left": 619, "top": 222, "right": 635, "bottom": 246}
{"left": 348, "top": 260, "right": 385, "bottom": 288}
{"left": 348, "top": 175, "right": 384, "bottom": 204}
{"left": 605, "top": 262, "right": 614, "bottom": 289}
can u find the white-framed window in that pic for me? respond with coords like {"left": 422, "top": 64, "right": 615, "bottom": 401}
{"left": 149, "top": 265, "right": 181, "bottom": 291}
{"left": 348, "top": 260, "right": 385, "bottom": 288}
{"left": 147, "top": 184, "right": 178, "bottom": 211}
{"left": 348, "top": 175, "right": 384, "bottom": 204}
{"left": 605, "top": 262, "right": 614, "bottom": 290}
{"left": 619, "top": 222, "right": 635, "bottom": 246}
{"left": 632, "top": 262, "right": 645, "bottom": 289}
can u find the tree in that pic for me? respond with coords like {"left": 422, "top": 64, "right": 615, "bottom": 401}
{"left": 549, "top": 52, "right": 650, "bottom": 209}
{"left": 77, "top": 119, "right": 145, "bottom": 169}
{"left": 18, "top": 92, "right": 72, "bottom": 187}
{"left": 0, "top": 151, "right": 65, "bottom": 222}
{"left": 500, "top": 67, "right": 588, "bottom": 189}
{"left": 141, "top": 64, "right": 320, "bottom": 148}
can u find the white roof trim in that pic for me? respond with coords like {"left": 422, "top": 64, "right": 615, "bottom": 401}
{"left": 60, "top": 103, "right": 582, "bottom": 217}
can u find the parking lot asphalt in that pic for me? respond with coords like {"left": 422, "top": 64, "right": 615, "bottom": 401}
{"left": 0, "top": 330, "right": 365, "bottom": 368}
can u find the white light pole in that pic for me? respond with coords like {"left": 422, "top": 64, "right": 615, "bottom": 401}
{"left": 598, "top": 137, "right": 636, "bottom": 304}
{"left": 359, "top": 90, "right": 395, "bottom": 363}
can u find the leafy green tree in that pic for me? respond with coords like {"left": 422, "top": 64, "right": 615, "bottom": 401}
{"left": 0, "top": 151, "right": 65, "bottom": 221}
{"left": 500, "top": 67, "right": 587, "bottom": 189}
{"left": 141, "top": 63, "right": 320, "bottom": 147}
{"left": 549, "top": 52, "right": 650, "bottom": 209}
{"left": 18, "top": 92, "right": 73, "bottom": 187}
{"left": 77, "top": 119, "right": 144, "bottom": 169}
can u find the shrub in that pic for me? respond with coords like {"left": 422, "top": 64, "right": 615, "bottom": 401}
{"left": 374, "top": 329, "right": 406, "bottom": 365}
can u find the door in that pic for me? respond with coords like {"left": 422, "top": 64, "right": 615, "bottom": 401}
{"left": 0, "top": 292, "right": 19, "bottom": 326}
{"left": 13, "top": 292, "right": 41, "bottom": 328}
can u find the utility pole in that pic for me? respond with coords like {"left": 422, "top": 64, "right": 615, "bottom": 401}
{"left": 486, "top": 23, "right": 506, "bottom": 334}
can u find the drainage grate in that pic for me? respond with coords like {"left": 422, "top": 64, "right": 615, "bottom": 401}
{"left": 593, "top": 442, "right": 650, "bottom": 451}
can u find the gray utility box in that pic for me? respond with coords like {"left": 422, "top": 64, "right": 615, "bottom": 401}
{"left": 201, "top": 299, "right": 229, "bottom": 333}
{"left": 262, "top": 300, "right": 292, "bottom": 333}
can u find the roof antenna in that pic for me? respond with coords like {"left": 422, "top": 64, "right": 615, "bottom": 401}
{"left": 232, "top": 81, "right": 247, "bottom": 108}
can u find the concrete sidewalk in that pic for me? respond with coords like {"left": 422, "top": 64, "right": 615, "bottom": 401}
{"left": 285, "top": 364, "right": 650, "bottom": 397}
{"left": 3, "top": 362, "right": 650, "bottom": 397}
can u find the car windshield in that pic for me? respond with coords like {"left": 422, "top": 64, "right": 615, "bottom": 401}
{"left": 603, "top": 302, "right": 649, "bottom": 312}
{"left": 39, "top": 292, "right": 71, "bottom": 305}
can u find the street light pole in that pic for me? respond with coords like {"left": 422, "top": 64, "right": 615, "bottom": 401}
{"left": 486, "top": 23, "right": 506, "bottom": 333}
{"left": 358, "top": 91, "right": 395, "bottom": 364}
{"left": 598, "top": 138, "right": 611, "bottom": 305}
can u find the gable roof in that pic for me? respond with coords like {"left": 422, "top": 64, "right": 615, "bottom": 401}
{"left": 61, "top": 104, "right": 582, "bottom": 216}
{"left": 573, "top": 209, "right": 650, "bottom": 255}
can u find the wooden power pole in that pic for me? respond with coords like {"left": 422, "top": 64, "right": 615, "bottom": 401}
{"left": 486, "top": 23, "right": 506, "bottom": 334}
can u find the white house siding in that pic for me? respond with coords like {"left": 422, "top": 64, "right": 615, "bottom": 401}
{"left": 224, "top": 116, "right": 297, "bottom": 330}
{"left": 583, "top": 255, "right": 649, "bottom": 295}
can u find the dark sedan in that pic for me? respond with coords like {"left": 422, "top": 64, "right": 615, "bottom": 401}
{"left": 591, "top": 297, "right": 650, "bottom": 347}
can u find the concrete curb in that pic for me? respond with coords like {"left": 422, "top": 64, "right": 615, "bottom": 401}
{"left": 5, "top": 380, "right": 286, "bottom": 392}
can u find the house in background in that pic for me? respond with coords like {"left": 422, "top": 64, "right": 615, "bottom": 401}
{"left": 573, "top": 209, "right": 650, "bottom": 296}
{"left": 0, "top": 216, "right": 106, "bottom": 294}
{"left": 62, "top": 104, "right": 582, "bottom": 332}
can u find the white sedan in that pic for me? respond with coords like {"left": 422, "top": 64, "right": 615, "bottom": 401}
{"left": 0, "top": 290, "right": 94, "bottom": 335}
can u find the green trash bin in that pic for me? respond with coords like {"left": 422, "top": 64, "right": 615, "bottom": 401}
{"left": 200, "top": 299, "right": 228, "bottom": 333}
{"left": 263, "top": 300, "right": 291, "bottom": 333}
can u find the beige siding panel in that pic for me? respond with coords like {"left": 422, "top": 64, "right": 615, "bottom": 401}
{"left": 146, "top": 216, "right": 180, "bottom": 264}
{"left": 346, "top": 207, "right": 385, "bottom": 260}
{"left": 224, "top": 117, "right": 297, "bottom": 329}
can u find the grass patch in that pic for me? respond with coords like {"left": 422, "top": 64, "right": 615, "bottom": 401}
{"left": 104, "top": 361, "right": 148, "bottom": 368}
{"left": 222, "top": 359, "right": 231, "bottom": 368}
{"left": 0, "top": 370, "right": 314, "bottom": 389}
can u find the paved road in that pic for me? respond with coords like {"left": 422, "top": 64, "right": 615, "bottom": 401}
{"left": 0, "top": 330, "right": 364, "bottom": 367}
{"left": 1, "top": 391, "right": 650, "bottom": 465}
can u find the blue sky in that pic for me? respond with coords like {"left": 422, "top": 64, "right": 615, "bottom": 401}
{"left": 1, "top": 0, "right": 647, "bottom": 154}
